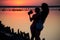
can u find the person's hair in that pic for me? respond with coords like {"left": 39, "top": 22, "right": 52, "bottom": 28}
{"left": 41, "top": 3, "right": 49, "bottom": 12}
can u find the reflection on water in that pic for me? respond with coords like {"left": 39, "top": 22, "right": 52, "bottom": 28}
{"left": 0, "top": 8, "right": 60, "bottom": 40}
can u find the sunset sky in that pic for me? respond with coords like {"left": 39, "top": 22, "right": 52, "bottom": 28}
{"left": 0, "top": 0, "right": 60, "bottom": 6}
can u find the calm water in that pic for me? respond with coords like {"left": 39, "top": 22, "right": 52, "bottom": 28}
{"left": 0, "top": 8, "right": 60, "bottom": 40}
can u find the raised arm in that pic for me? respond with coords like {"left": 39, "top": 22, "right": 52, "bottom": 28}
{"left": 28, "top": 14, "right": 33, "bottom": 22}
{"left": 28, "top": 10, "right": 33, "bottom": 22}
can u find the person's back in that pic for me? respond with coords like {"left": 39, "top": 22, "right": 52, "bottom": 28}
{"left": 40, "top": 3, "right": 49, "bottom": 24}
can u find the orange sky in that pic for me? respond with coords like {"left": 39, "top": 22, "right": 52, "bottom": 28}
{"left": 0, "top": 0, "right": 60, "bottom": 6}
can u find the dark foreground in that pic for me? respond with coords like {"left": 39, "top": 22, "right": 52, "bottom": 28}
{"left": 0, "top": 21, "right": 30, "bottom": 40}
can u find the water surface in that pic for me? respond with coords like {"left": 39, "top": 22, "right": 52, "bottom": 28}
{"left": 0, "top": 8, "right": 60, "bottom": 40}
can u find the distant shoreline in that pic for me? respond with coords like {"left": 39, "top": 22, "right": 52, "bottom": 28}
{"left": 0, "top": 6, "right": 60, "bottom": 11}
{"left": 0, "top": 6, "right": 60, "bottom": 8}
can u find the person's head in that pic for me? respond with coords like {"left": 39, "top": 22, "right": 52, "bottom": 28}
{"left": 35, "top": 7, "right": 40, "bottom": 14}
{"left": 41, "top": 3, "right": 49, "bottom": 12}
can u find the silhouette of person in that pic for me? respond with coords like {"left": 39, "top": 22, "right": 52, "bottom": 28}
{"left": 28, "top": 3, "right": 49, "bottom": 40}
{"left": 35, "top": 3, "right": 49, "bottom": 40}
{"left": 28, "top": 7, "right": 41, "bottom": 40}
{"left": 41, "top": 3, "right": 49, "bottom": 24}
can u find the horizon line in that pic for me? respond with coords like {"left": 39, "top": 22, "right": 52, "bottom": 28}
{"left": 0, "top": 6, "right": 60, "bottom": 8}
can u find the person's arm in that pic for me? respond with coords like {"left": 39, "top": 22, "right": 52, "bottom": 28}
{"left": 29, "top": 14, "right": 33, "bottom": 22}
{"left": 28, "top": 10, "right": 33, "bottom": 22}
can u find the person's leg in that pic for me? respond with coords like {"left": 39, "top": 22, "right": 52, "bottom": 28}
{"left": 35, "top": 30, "right": 41, "bottom": 40}
{"left": 30, "top": 28, "right": 35, "bottom": 40}
{"left": 31, "top": 33, "right": 35, "bottom": 40}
